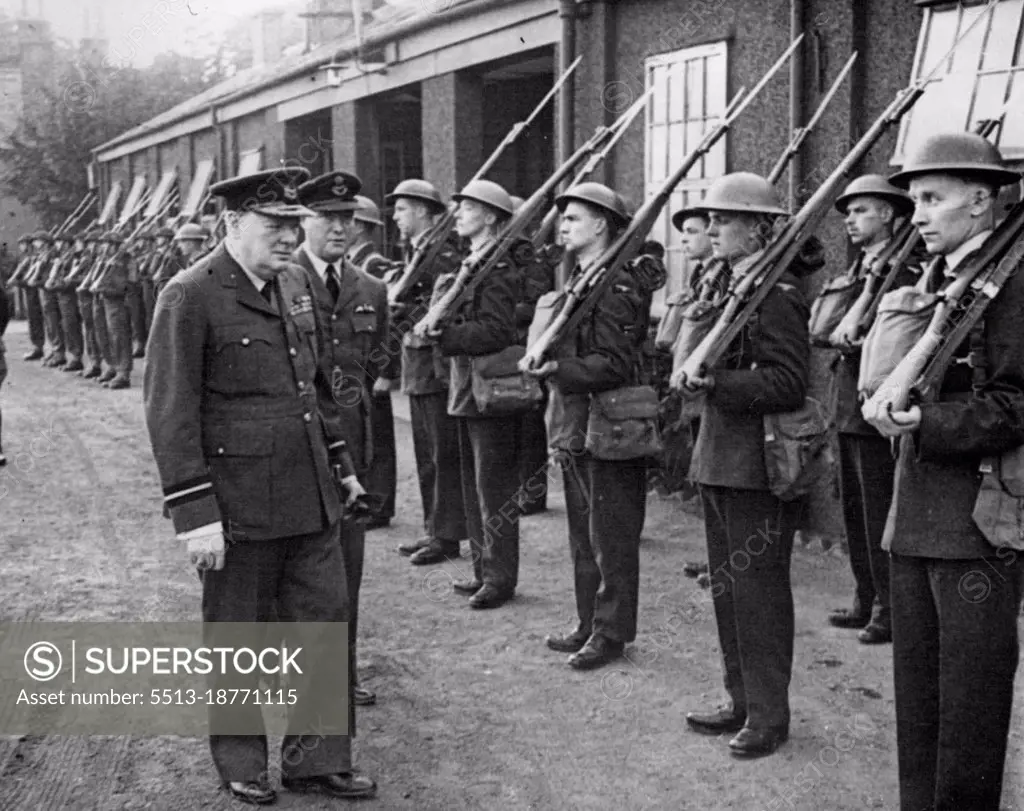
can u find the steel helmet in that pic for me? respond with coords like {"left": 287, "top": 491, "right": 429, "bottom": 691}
{"left": 353, "top": 195, "right": 383, "bottom": 227}
{"left": 834, "top": 174, "right": 912, "bottom": 215}
{"left": 695, "top": 172, "right": 788, "bottom": 216}
{"left": 385, "top": 179, "right": 446, "bottom": 211}
{"left": 31, "top": 230, "right": 53, "bottom": 243}
{"left": 671, "top": 205, "right": 710, "bottom": 232}
{"left": 889, "top": 132, "right": 1021, "bottom": 189}
{"left": 175, "top": 223, "right": 209, "bottom": 241}
{"left": 555, "top": 182, "right": 632, "bottom": 229}
{"left": 452, "top": 179, "right": 514, "bottom": 217}
{"left": 510, "top": 195, "right": 525, "bottom": 213}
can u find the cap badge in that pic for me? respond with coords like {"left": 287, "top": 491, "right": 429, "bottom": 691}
{"left": 332, "top": 176, "right": 350, "bottom": 197}
{"left": 283, "top": 185, "right": 298, "bottom": 202}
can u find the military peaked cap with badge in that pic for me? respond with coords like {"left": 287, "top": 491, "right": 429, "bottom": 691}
{"left": 298, "top": 171, "right": 363, "bottom": 213}
{"left": 209, "top": 167, "right": 313, "bottom": 218}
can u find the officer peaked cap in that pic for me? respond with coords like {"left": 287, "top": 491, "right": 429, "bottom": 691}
{"left": 210, "top": 167, "right": 313, "bottom": 218}
{"left": 298, "top": 171, "right": 362, "bottom": 213}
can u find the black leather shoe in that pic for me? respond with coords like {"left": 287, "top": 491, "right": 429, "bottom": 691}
{"left": 97, "top": 369, "right": 117, "bottom": 384}
{"left": 410, "top": 544, "right": 460, "bottom": 565}
{"left": 105, "top": 375, "right": 131, "bottom": 390}
{"left": 683, "top": 560, "right": 709, "bottom": 578}
{"left": 0, "top": 454, "right": 7, "bottom": 467}
{"left": 51, "top": 355, "right": 67, "bottom": 367}
{"left": 453, "top": 578, "right": 482, "bottom": 595}
{"left": 729, "top": 725, "right": 789, "bottom": 758}
{"left": 685, "top": 707, "right": 747, "bottom": 735}
{"left": 82, "top": 366, "right": 102, "bottom": 379}
{"left": 354, "top": 685, "right": 377, "bottom": 706}
{"left": 62, "top": 359, "right": 84, "bottom": 373}
{"left": 397, "top": 537, "right": 431, "bottom": 556}
{"left": 23, "top": 348, "right": 43, "bottom": 361}
{"left": 282, "top": 772, "right": 377, "bottom": 800}
{"left": 224, "top": 780, "right": 276, "bottom": 805}
{"left": 858, "top": 624, "right": 892, "bottom": 644}
{"left": 828, "top": 608, "right": 871, "bottom": 629}
{"left": 468, "top": 584, "right": 512, "bottom": 609}
{"left": 546, "top": 627, "right": 591, "bottom": 653}
{"left": 568, "top": 635, "right": 624, "bottom": 670}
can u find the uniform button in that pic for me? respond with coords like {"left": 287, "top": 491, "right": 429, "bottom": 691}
{"left": 333, "top": 338, "right": 340, "bottom": 346}
{"left": 332, "top": 314, "right": 338, "bottom": 321}
{"left": 217, "top": 447, "right": 224, "bottom": 455}
{"left": 297, "top": 381, "right": 305, "bottom": 390}
{"left": 303, "top": 413, "right": 312, "bottom": 423}
{"left": 241, "top": 338, "right": 250, "bottom": 346}
{"left": 290, "top": 348, "right": 297, "bottom": 357}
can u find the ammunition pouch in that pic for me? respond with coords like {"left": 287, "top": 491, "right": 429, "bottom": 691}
{"left": 585, "top": 384, "right": 663, "bottom": 461}
{"left": 654, "top": 291, "right": 692, "bottom": 352}
{"left": 763, "top": 396, "right": 832, "bottom": 502}
{"left": 857, "top": 287, "right": 939, "bottom": 398}
{"left": 470, "top": 345, "right": 544, "bottom": 417}
{"left": 973, "top": 445, "right": 1024, "bottom": 551}
{"left": 808, "top": 274, "right": 862, "bottom": 348}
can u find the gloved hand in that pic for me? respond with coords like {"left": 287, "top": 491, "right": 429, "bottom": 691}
{"left": 178, "top": 523, "right": 226, "bottom": 572}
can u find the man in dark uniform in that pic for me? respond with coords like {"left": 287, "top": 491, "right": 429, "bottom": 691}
{"left": 144, "top": 167, "right": 376, "bottom": 805}
{"left": 51, "top": 231, "right": 86, "bottom": 373}
{"left": 126, "top": 231, "right": 149, "bottom": 358}
{"left": 863, "top": 133, "right": 1024, "bottom": 811}
{"left": 154, "top": 224, "right": 209, "bottom": 297}
{"left": 91, "top": 232, "right": 134, "bottom": 389}
{"left": 295, "top": 172, "right": 396, "bottom": 707}
{"left": 344, "top": 195, "right": 397, "bottom": 530}
{"left": 72, "top": 231, "right": 106, "bottom": 379}
{"left": 824, "top": 175, "right": 915, "bottom": 644}
{"left": 387, "top": 179, "right": 468, "bottom": 563}
{"left": 37, "top": 232, "right": 66, "bottom": 367}
{"left": 18, "top": 232, "right": 46, "bottom": 360}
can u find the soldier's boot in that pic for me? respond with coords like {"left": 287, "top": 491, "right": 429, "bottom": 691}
{"left": 23, "top": 348, "right": 43, "bottom": 361}
{"left": 105, "top": 375, "right": 130, "bottom": 390}
{"left": 82, "top": 365, "right": 102, "bottom": 379}
{"left": 62, "top": 357, "right": 84, "bottom": 373}
{"left": 97, "top": 368, "right": 117, "bottom": 384}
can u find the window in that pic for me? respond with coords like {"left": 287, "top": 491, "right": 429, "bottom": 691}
{"left": 98, "top": 180, "right": 123, "bottom": 226}
{"left": 237, "top": 147, "right": 264, "bottom": 176}
{"left": 645, "top": 41, "right": 728, "bottom": 309}
{"left": 182, "top": 158, "right": 215, "bottom": 218}
{"left": 144, "top": 168, "right": 179, "bottom": 219}
{"left": 896, "top": 0, "right": 1024, "bottom": 162}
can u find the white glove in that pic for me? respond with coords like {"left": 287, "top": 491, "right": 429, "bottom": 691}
{"left": 341, "top": 475, "right": 367, "bottom": 508}
{"left": 178, "top": 523, "right": 226, "bottom": 572}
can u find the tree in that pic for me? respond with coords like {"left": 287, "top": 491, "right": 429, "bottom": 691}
{"left": 0, "top": 41, "right": 212, "bottom": 228}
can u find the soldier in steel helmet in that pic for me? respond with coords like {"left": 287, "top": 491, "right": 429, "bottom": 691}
{"left": 818, "top": 175, "right": 919, "bottom": 645}
{"left": 144, "top": 167, "right": 376, "bottom": 804}
{"left": 344, "top": 193, "right": 398, "bottom": 531}
{"left": 524, "top": 181, "right": 656, "bottom": 669}
{"left": 415, "top": 178, "right": 522, "bottom": 609}
{"left": 675, "top": 172, "right": 819, "bottom": 759}
{"left": 862, "top": 133, "right": 1024, "bottom": 811}
{"left": 387, "top": 179, "right": 468, "bottom": 563}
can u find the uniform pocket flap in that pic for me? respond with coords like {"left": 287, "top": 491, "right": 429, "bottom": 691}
{"left": 764, "top": 397, "right": 829, "bottom": 441}
{"left": 591, "top": 385, "right": 661, "bottom": 420}
{"left": 471, "top": 345, "right": 526, "bottom": 377}
{"left": 212, "top": 325, "right": 274, "bottom": 351}
{"left": 203, "top": 422, "right": 275, "bottom": 457}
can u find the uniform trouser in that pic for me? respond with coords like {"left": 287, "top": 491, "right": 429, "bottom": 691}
{"left": 338, "top": 518, "right": 365, "bottom": 685}
{"left": 102, "top": 294, "right": 132, "bottom": 376}
{"left": 201, "top": 522, "right": 353, "bottom": 783}
{"left": 140, "top": 279, "right": 156, "bottom": 336}
{"left": 890, "top": 553, "right": 1022, "bottom": 811}
{"left": 40, "top": 288, "right": 64, "bottom": 357}
{"left": 562, "top": 456, "right": 647, "bottom": 643}
{"left": 457, "top": 415, "right": 521, "bottom": 592}
{"left": 366, "top": 393, "right": 396, "bottom": 520}
{"left": 92, "top": 294, "right": 113, "bottom": 368}
{"left": 56, "top": 290, "right": 83, "bottom": 362}
{"left": 700, "top": 485, "right": 799, "bottom": 729}
{"left": 409, "top": 391, "right": 466, "bottom": 546}
{"left": 24, "top": 288, "right": 44, "bottom": 350}
{"left": 0, "top": 352, "right": 6, "bottom": 450}
{"left": 126, "top": 283, "right": 146, "bottom": 350}
{"left": 77, "top": 291, "right": 100, "bottom": 369}
{"left": 838, "top": 433, "right": 894, "bottom": 626}
{"left": 515, "top": 406, "right": 549, "bottom": 510}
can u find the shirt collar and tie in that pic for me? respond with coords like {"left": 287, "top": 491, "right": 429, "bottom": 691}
{"left": 302, "top": 244, "right": 342, "bottom": 304}
{"left": 225, "top": 239, "right": 275, "bottom": 302}
{"left": 923, "top": 229, "right": 993, "bottom": 293}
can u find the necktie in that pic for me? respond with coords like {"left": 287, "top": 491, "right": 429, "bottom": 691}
{"left": 260, "top": 280, "right": 273, "bottom": 304}
{"left": 325, "top": 263, "right": 340, "bottom": 304}
{"left": 925, "top": 257, "right": 947, "bottom": 294}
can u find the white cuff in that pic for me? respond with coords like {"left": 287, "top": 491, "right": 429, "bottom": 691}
{"left": 177, "top": 521, "right": 223, "bottom": 541}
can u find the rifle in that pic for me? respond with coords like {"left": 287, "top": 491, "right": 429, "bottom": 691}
{"left": 671, "top": 0, "right": 997, "bottom": 389}
{"left": 767, "top": 53, "right": 857, "bottom": 185}
{"left": 866, "top": 202, "right": 1024, "bottom": 421}
{"left": 411, "top": 110, "right": 656, "bottom": 336}
{"left": 522, "top": 35, "right": 804, "bottom": 371}
{"left": 6, "top": 251, "right": 34, "bottom": 287}
{"left": 530, "top": 87, "right": 656, "bottom": 251}
{"left": 86, "top": 193, "right": 175, "bottom": 294}
{"left": 52, "top": 192, "right": 97, "bottom": 239}
{"left": 388, "top": 55, "right": 582, "bottom": 308}
{"left": 836, "top": 107, "right": 1010, "bottom": 344}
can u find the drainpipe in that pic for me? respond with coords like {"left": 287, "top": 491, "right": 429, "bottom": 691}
{"left": 557, "top": 0, "right": 578, "bottom": 289}
{"left": 788, "top": 0, "right": 804, "bottom": 210}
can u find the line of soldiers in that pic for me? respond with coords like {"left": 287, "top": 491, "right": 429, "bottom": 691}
{"left": 5, "top": 222, "right": 211, "bottom": 388}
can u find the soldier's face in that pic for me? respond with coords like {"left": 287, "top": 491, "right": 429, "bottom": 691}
{"left": 32, "top": 240, "right": 44, "bottom": 250}
{"left": 230, "top": 211, "right": 301, "bottom": 278}
{"left": 707, "top": 212, "right": 762, "bottom": 261}
{"left": 303, "top": 211, "right": 351, "bottom": 262}
{"left": 454, "top": 200, "right": 495, "bottom": 239}
{"left": 393, "top": 198, "right": 426, "bottom": 239}
{"left": 908, "top": 175, "right": 992, "bottom": 256}
{"left": 843, "top": 196, "right": 892, "bottom": 247}
{"left": 559, "top": 202, "right": 606, "bottom": 253}
{"left": 178, "top": 239, "right": 202, "bottom": 257}
{"left": 679, "top": 216, "right": 712, "bottom": 261}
